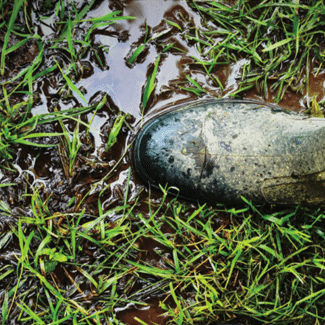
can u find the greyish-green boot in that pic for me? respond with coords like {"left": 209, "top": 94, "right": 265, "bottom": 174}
{"left": 133, "top": 99, "right": 325, "bottom": 206}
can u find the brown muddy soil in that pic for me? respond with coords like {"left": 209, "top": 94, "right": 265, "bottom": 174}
{"left": 0, "top": 0, "right": 325, "bottom": 324}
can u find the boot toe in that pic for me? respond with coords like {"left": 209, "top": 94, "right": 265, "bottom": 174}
{"left": 133, "top": 104, "right": 206, "bottom": 201}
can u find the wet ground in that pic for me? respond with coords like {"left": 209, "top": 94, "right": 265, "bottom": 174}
{"left": 1, "top": 0, "right": 325, "bottom": 324}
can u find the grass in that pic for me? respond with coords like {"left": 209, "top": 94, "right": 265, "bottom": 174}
{"left": 186, "top": 0, "right": 325, "bottom": 105}
{"left": 1, "top": 0, "right": 325, "bottom": 325}
{"left": 2, "top": 185, "right": 325, "bottom": 324}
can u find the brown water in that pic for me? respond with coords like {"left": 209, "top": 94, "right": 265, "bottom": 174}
{"left": 1, "top": 0, "right": 325, "bottom": 324}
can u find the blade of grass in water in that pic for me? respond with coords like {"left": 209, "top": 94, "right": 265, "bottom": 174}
{"left": 142, "top": 55, "right": 161, "bottom": 113}
{"left": 55, "top": 60, "right": 87, "bottom": 103}
{"left": 128, "top": 44, "right": 146, "bottom": 64}
{"left": 105, "top": 112, "right": 129, "bottom": 151}
{"left": 0, "top": 0, "right": 25, "bottom": 75}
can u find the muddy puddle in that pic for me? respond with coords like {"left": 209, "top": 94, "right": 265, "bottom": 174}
{"left": 1, "top": 0, "right": 325, "bottom": 324}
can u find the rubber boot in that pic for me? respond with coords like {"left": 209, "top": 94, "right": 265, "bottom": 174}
{"left": 133, "top": 99, "right": 325, "bottom": 206}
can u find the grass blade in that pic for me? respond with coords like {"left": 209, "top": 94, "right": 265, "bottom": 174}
{"left": 128, "top": 44, "right": 146, "bottom": 64}
{"left": 0, "top": 0, "right": 25, "bottom": 75}
{"left": 55, "top": 61, "right": 87, "bottom": 103}
{"left": 142, "top": 55, "right": 161, "bottom": 113}
{"left": 105, "top": 113, "right": 128, "bottom": 151}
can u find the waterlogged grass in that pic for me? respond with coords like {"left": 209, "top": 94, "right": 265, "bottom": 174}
{"left": 0, "top": 0, "right": 134, "bottom": 161}
{"left": 1, "top": 0, "right": 325, "bottom": 325}
{"left": 137, "top": 0, "right": 325, "bottom": 110}
{"left": 2, "top": 186, "right": 325, "bottom": 324}
{"left": 185, "top": 0, "right": 325, "bottom": 105}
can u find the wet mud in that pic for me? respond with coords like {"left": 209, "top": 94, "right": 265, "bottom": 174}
{"left": 1, "top": 0, "right": 325, "bottom": 324}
